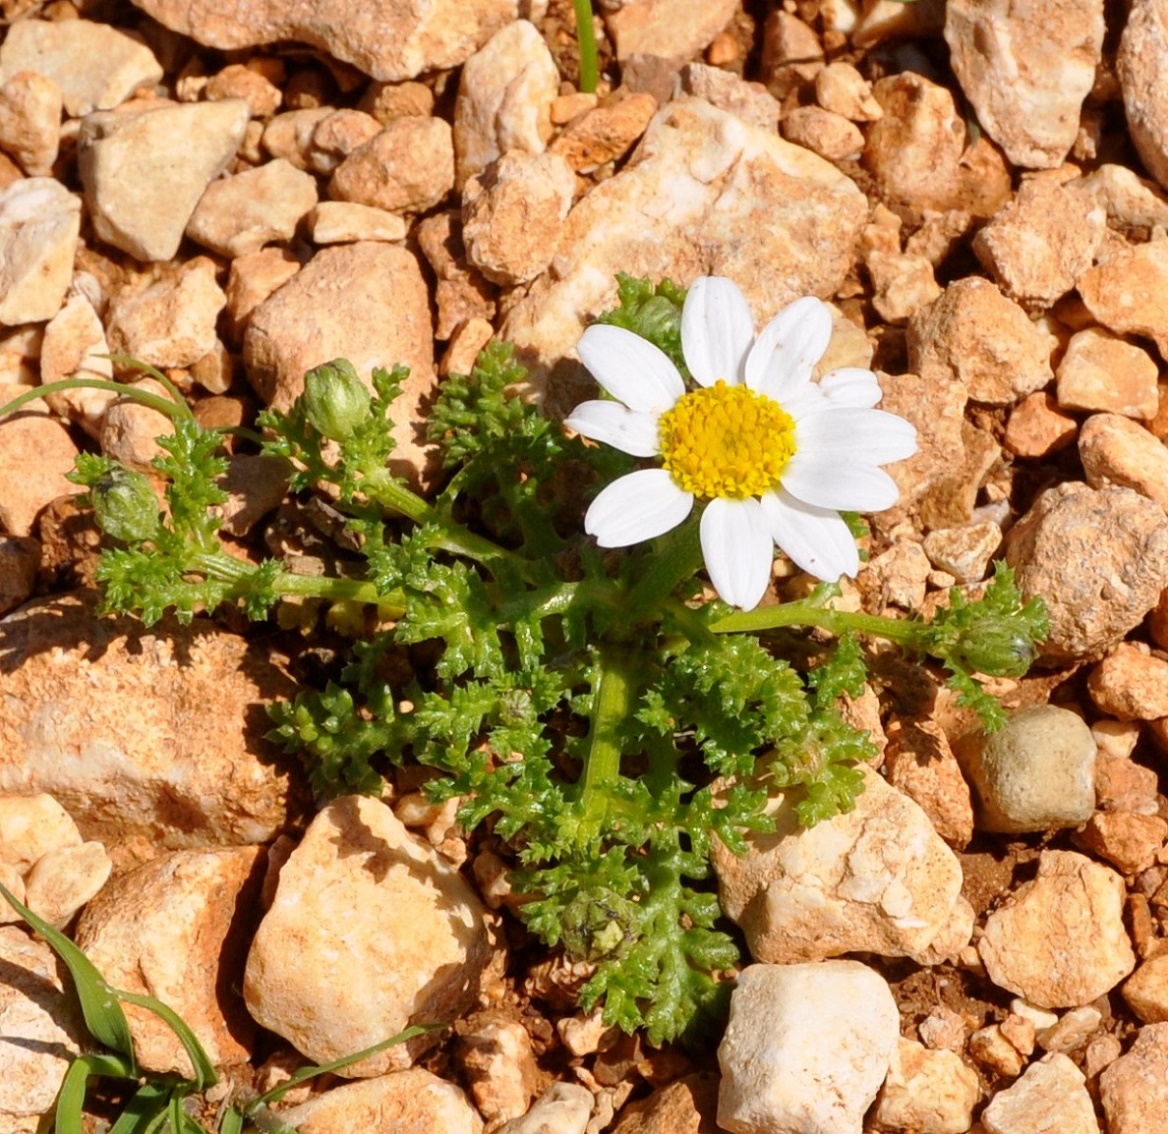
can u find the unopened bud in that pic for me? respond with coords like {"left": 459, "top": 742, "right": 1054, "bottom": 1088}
{"left": 303, "top": 359, "right": 371, "bottom": 440}
{"left": 92, "top": 467, "right": 160, "bottom": 543}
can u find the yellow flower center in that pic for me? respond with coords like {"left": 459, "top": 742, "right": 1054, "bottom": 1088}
{"left": 657, "top": 380, "right": 796, "bottom": 500}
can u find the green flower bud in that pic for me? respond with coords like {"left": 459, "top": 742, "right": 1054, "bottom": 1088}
{"left": 949, "top": 621, "right": 1038, "bottom": 678}
{"left": 91, "top": 467, "right": 160, "bottom": 543}
{"left": 303, "top": 359, "right": 371, "bottom": 440}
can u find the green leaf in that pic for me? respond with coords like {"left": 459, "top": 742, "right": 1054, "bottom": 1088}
{"left": 107, "top": 1082, "right": 173, "bottom": 1134}
{"left": 116, "top": 988, "right": 218, "bottom": 1091}
{"left": 0, "top": 883, "right": 136, "bottom": 1066}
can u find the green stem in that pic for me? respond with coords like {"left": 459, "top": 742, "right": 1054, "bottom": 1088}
{"left": 578, "top": 647, "right": 633, "bottom": 840}
{"left": 710, "top": 599, "right": 928, "bottom": 648}
{"left": 0, "top": 377, "right": 194, "bottom": 423}
{"left": 626, "top": 515, "right": 702, "bottom": 616}
{"left": 573, "top": 0, "right": 599, "bottom": 93}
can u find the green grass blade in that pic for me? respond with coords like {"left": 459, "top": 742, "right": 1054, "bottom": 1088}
{"left": 107, "top": 1082, "right": 172, "bottom": 1134}
{"left": 115, "top": 988, "right": 218, "bottom": 1090}
{"left": 0, "top": 883, "right": 136, "bottom": 1067}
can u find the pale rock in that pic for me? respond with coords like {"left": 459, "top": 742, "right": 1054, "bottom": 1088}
{"left": 1074, "top": 163, "right": 1168, "bottom": 229}
{"left": 956, "top": 705, "right": 1096, "bottom": 834}
{"left": 308, "top": 109, "right": 382, "bottom": 175}
{"left": 441, "top": 317, "right": 495, "bottom": 378}
{"left": 854, "top": 0, "right": 946, "bottom": 47}
{"left": 330, "top": 116, "right": 454, "bottom": 214}
{"left": 242, "top": 242, "right": 438, "bottom": 488}
{"left": 456, "top": 1012, "right": 539, "bottom": 1126}
{"left": 919, "top": 1005, "right": 969, "bottom": 1053}
{"left": 713, "top": 766, "right": 968, "bottom": 964}
{"left": 863, "top": 73, "right": 1012, "bottom": 217}
{"left": 973, "top": 179, "right": 1106, "bottom": 306}
{"left": 605, "top": 0, "right": 737, "bottom": 61}
{"left": 1077, "top": 239, "right": 1168, "bottom": 358}
{"left": 78, "top": 98, "right": 249, "bottom": 262}
{"left": 415, "top": 211, "right": 497, "bottom": 341}
{"left": 1093, "top": 718, "right": 1143, "bottom": 760}
{"left": 865, "top": 250, "right": 942, "bottom": 324}
{"left": 874, "top": 1038, "right": 980, "bottom": 1134}
{"left": 1100, "top": 1023, "right": 1168, "bottom": 1134}
{"left": 547, "top": 90, "right": 658, "bottom": 174}
{"left": 1079, "top": 413, "right": 1168, "bottom": 511}
{"left": 1012, "top": 1000, "right": 1060, "bottom": 1034}
{"left": 555, "top": 1010, "right": 613, "bottom": 1058}
{"left": 359, "top": 80, "right": 436, "bottom": 125}
{"left": 968, "top": 1023, "right": 1026, "bottom": 1078}
{"left": 453, "top": 20, "right": 559, "bottom": 187}
{"left": 1004, "top": 483, "right": 1168, "bottom": 663}
{"left": 140, "top": 0, "right": 516, "bottom": 81}
{"left": 0, "top": 793, "right": 81, "bottom": 872}
{"left": 106, "top": 258, "right": 226, "bottom": 369}
{"left": 0, "top": 535, "right": 38, "bottom": 618}
{"left": 549, "top": 90, "right": 597, "bottom": 126}
{"left": 862, "top": 537, "right": 930, "bottom": 611}
{"left": 0, "top": 384, "right": 81, "bottom": 535}
{"left": 907, "top": 278, "right": 1054, "bottom": 406}
{"left": 0, "top": 325, "right": 40, "bottom": 385}
{"left": 40, "top": 293, "right": 115, "bottom": 437}
{"left": 781, "top": 106, "right": 864, "bottom": 162}
{"left": 882, "top": 718, "right": 974, "bottom": 848}
{"left": 0, "top": 926, "right": 83, "bottom": 1134}
{"left": 760, "top": 11, "right": 824, "bottom": 100}
{"left": 1076, "top": 810, "right": 1168, "bottom": 874}
{"left": 204, "top": 62, "right": 282, "bottom": 119}
{"left": 496, "top": 1083, "right": 594, "bottom": 1134}
{"left": 280, "top": 1069, "right": 484, "bottom": 1134}
{"left": 1094, "top": 756, "right": 1159, "bottom": 815}
{"left": 308, "top": 201, "right": 407, "bottom": 244}
{"left": 23, "top": 840, "right": 111, "bottom": 929}
{"left": 0, "top": 70, "right": 61, "bottom": 175}
{"left": 815, "top": 62, "right": 883, "bottom": 122}
{"left": 0, "top": 591, "right": 305, "bottom": 848}
{"left": 503, "top": 97, "right": 868, "bottom": 396}
{"left": 1000, "top": 1012, "right": 1037, "bottom": 1057}
{"left": 462, "top": 151, "right": 575, "bottom": 285}
{"left": 717, "top": 961, "right": 899, "bottom": 1134}
{"left": 905, "top": 209, "right": 975, "bottom": 265}
{"left": 0, "top": 177, "right": 80, "bottom": 325}
{"left": 0, "top": 18, "right": 163, "bottom": 117}
{"left": 922, "top": 521, "right": 1002, "bottom": 584}
{"left": 1089, "top": 643, "right": 1168, "bottom": 720}
{"left": 1057, "top": 331, "right": 1160, "bottom": 419}
{"left": 1037, "top": 1006, "right": 1106, "bottom": 1054}
{"left": 244, "top": 795, "right": 493, "bottom": 1076}
{"left": 981, "top": 1054, "right": 1100, "bottom": 1134}
{"left": 1086, "top": 1034, "right": 1124, "bottom": 1079}
{"left": 945, "top": 0, "right": 1104, "bottom": 169}
{"left": 99, "top": 377, "right": 184, "bottom": 467}
{"left": 261, "top": 106, "right": 333, "bottom": 170}
{"left": 1119, "top": 0, "right": 1168, "bottom": 193}
{"left": 224, "top": 246, "right": 301, "bottom": 338}
{"left": 186, "top": 158, "right": 317, "bottom": 257}
{"left": 979, "top": 850, "right": 1135, "bottom": 1008}
{"left": 675, "top": 62, "right": 781, "bottom": 132}
{"left": 0, "top": 860, "right": 23, "bottom": 922}
{"left": 609, "top": 1074, "right": 718, "bottom": 1134}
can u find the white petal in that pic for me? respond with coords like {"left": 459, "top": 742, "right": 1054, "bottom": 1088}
{"left": 745, "top": 296, "right": 833, "bottom": 400}
{"left": 759, "top": 489, "right": 860, "bottom": 581}
{"left": 699, "top": 497, "right": 774, "bottom": 610}
{"left": 681, "top": 277, "right": 755, "bottom": 388}
{"left": 795, "top": 407, "right": 919, "bottom": 464}
{"left": 781, "top": 454, "right": 902, "bottom": 512}
{"left": 578, "top": 324, "right": 685, "bottom": 413}
{"left": 565, "top": 400, "right": 661, "bottom": 457}
{"left": 585, "top": 468, "right": 693, "bottom": 547}
{"left": 817, "top": 367, "right": 883, "bottom": 408}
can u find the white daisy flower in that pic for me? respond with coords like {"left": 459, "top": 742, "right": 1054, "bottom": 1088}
{"left": 565, "top": 276, "right": 918, "bottom": 611}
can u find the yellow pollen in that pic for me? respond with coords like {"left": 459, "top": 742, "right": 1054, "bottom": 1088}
{"left": 657, "top": 380, "right": 796, "bottom": 500}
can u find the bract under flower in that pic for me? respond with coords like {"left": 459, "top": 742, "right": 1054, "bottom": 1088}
{"left": 565, "top": 277, "right": 918, "bottom": 610}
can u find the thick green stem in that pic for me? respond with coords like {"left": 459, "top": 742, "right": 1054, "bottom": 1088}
{"left": 578, "top": 647, "right": 634, "bottom": 840}
{"left": 626, "top": 515, "right": 702, "bottom": 617}
{"left": 710, "top": 600, "right": 928, "bottom": 649}
{"left": 573, "top": 0, "right": 599, "bottom": 93}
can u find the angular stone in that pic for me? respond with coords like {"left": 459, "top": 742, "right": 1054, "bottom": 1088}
{"left": 815, "top": 62, "right": 883, "bottom": 122}
{"left": 945, "top": 0, "right": 1104, "bottom": 169}
{"left": 0, "top": 177, "right": 80, "bottom": 325}
{"left": 1089, "top": 642, "right": 1168, "bottom": 720}
{"left": 982, "top": 1054, "right": 1100, "bottom": 1134}
{"left": 307, "top": 109, "right": 382, "bottom": 175}
{"left": 677, "top": 63, "right": 781, "bottom": 132}
{"left": 307, "top": 201, "right": 408, "bottom": 244}
{"left": 1100, "top": 1023, "right": 1168, "bottom": 1134}
{"left": 1075, "top": 810, "right": 1168, "bottom": 875}
{"left": 875, "top": 1037, "right": 980, "bottom": 1134}
{"left": 1120, "top": 0, "right": 1168, "bottom": 192}
{"left": 0, "top": 793, "right": 81, "bottom": 873}
{"left": 606, "top": 0, "right": 737, "bottom": 61}
{"left": 882, "top": 718, "right": 974, "bottom": 847}
{"left": 0, "top": 70, "right": 62, "bottom": 175}
{"left": 1079, "top": 413, "right": 1168, "bottom": 512}
{"left": 547, "top": 90, "right": 658, "bottom": 175}
{"left": 78, "top": 98, "right": 249, "bottom": 262}
{"left": 1057, "top": 330, "right": 1160, "bottom": 419}
{"left": 0, "top": 384, "right": 81, "bottom": 536}
{"left": 496, "top": 1083, "right": 594, "bottom": 1134}
{"left": 244, "top": 795, "right": 493, "bottom": 1077}
{"left": 980, "top": 851, "right": 1135, "bottom": 1008}
{"left": 329, "top": 116, "right": 454, "bottom": 214}
{"left": 1078, "top": 239, "right": 1168, "bottom": 358}
{"left": 865, "top": 250, "right": 942, "bottom": 324}
{"left": 40, "top": 293, "right": 115, "bottom": 437}
{"left": 609, "top": 1074, "right": 718, "bottom": 1134}
{"left": 23, "top": 840, "right": 111, "bottom": 929}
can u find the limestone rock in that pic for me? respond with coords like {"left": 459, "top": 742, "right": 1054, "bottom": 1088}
{"left": 496, "top": 1083, "right": 594, "bottom": 1134}
{"left": 225, "top": 247, "right": 302, "bottom": 338}
{"left": 453, "top": 20, "right": 559, "bottom": 188}
{"left": 1074, "top": 163, "right": 1168, "bottom": 229}
{"left": 1005, "top": 392, "right": 1078, "bottom": 458}
{"left": 718, "top": 961, "right": 899, "bottom": 1134}
{"left": 187, "top": 158, "right": 318, "bottom": 257}
{"left": 242, "top": 242, "right": 437, "bottom": 488}
{"left": 504, "top": 97, "right": 867, "bottom": 400}
{"left": 865, "top": 250, "right": 942, "bottom": 324}
{"left": 280, "top": 1069, "right": 485, "bottom": 1133}
{"left": 713, "top": 766, "right": 968, "bottom": 964}
{"left": 0, "top": 70, "right": 62, "bottom": 175}
{"left": 815, "top": 62, "right": 883, "bottom": 122}
{"left": 1075, "top": 810, "right": 1168, "bottom": 875}
{"left": 547, "top": 89, "right": 658, "bottom": 174}
{"left": 0, "top": 793, "right": 82, "bottom": 873}
{"left": 982, "top": 1054, "right": 1101, "bottom": 1134}
{"left": 462, "top": 151, "right": 575, "bottom": 285}
{"left": 308, "top": 201, "right": 408, "bottom": 244}
{"left": 874, "top": 1037, "right": 981, "bottom": 1134}
{"left": 0, "top": 383, "right": 81, "bottom": 536}
{"left": 956, "top": 705, "right": 1096, "bottom": 834}
{"left": 979, "top": 850, "right": 1136, "bottom": 1008}
{"left": 605, "top": 0, "right": 737, "bottom": 61}
{"left": 330, "top": 116, "right": 455, "bottom": 214}
{"left": 261, "top": 107, "right": 333, "bottom": 170}
{"left": 883, "top": 719, "right": 974, "bottom": 847}
{"left": 244, "top": 795, "right": 494, "bottom": 1077}
{"left": 945, "top": 0, "right": 1104, "bottom": 169}
{"left": 78, "top": 98, "right": 249, "bottom": 262}
{"left": 1119, "top": 0, "right": 1168, "bottom": 193}
{"left": 676, "top": 63, "right": 781, "bottom": 132}
{"left": 128, "top": 0, "right": 516, "bottom": 82}
{"left": 0, "top": 591, "right": 305, "bottom": 850}
{"left": 781, "top": 106, "right": 865, "bottom": 162}
{"left": 0, "top": 17, "right": 162, "bottom": 117}
{"left": 1004, "top": 482, "right": 1168, "bottom": 663}
{"left": 759, "top": 10, "right": 824, "bottom": 100}
{"left": 1100, "top": 1022, "right": 1168, "bottom": 1134}
{"left": 1077, "top": 239, "right": 1168, "bottom": 359}
{"left": 306, "top": 109, "right": 382, "bottom": 175}
{"left": 609, "top": 1074, "right": 718, "bottom": 1134}
{"left": 98, "top": 376, "right": 174, "bottom": 471}
{"left": 22, "top": 840, "right": 111, "bottom": 929}
{"left": 921, "top": 521, "right": 1002, "bottom": 585}
{"left": 0, "top": 177, "right": 81, "bottom": 325}
{"left": 40, "top": 293, "right": 115, "bottom": 437}
{"left": 1057, "top": 331, "right": 1160, "bottom": 419}
{"left": 1079, "top": 413, "right": 1168, "bottom": 512}
{"left": 1089, "top": 642, "right": 1168, "bottom": 721}
{"left": 455, "top": 1013, "right": 540, "bottom": 1126}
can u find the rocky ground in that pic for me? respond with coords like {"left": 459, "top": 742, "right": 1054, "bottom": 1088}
{"left": 2, "top": 0, "right": 1168, "bottom": 1131}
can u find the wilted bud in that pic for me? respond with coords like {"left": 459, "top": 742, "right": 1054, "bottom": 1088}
{"left": 303, "top": 359, "right": 371, "bottom": 440}
{"left": 92, "top": 467, "right": 160, "bottom": 543}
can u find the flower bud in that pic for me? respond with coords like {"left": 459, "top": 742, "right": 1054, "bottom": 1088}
{"left": 949, "top": 621, "right": 1037, "bottom": 678}
{"left": 303, "top": 359, "right": 371, "bottom": 440}
{"left": 91, "top": 467, "right": 160, "bottom": 543}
